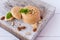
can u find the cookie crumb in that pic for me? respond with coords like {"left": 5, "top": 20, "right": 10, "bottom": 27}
{"left": 31, "top": 23, "right": 37, "bottom": 32}
{"left": 0, "top": 16, "right": 5, "bottom": 20}
{"left": 38, "top": 20, "right": 42, "bottom": 24}
{"left": 11, "top": 21, "right": 15, "bottom": 26}
{"left": 25, "top": 32, "right": 31, "bottom": 35}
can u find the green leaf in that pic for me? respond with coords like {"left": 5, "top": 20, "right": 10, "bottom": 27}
{"left": 6, "top": 12, "right": 12, "bottom": 19}
{"left": 19, "top": 8, "right": 29, "bottom": 14}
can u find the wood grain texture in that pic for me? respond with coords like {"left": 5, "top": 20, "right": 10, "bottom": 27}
{"left": 0, "top": 23, "right": 28, "bottom": 40}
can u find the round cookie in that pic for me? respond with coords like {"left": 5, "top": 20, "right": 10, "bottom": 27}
{"left": 22, "top": 6, "right": 41, "bottom": 24}
{"left": 11, "top": 6, "right": 22, "bottom": 20}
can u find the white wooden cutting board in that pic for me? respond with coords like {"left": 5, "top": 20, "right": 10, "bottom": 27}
{"left": 0, "top": 0, "right": 55, "bottom": 40}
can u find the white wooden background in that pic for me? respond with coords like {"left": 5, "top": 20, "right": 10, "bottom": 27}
{"left": 0, "top": 0, "right": 60, "bottom": 40}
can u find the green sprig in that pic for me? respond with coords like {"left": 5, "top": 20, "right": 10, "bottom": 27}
{"left": 19, "top": 8, "right": 30, "bottom": 14}
{"left": 6, "top": 12, "right": 12, "bottom": 19}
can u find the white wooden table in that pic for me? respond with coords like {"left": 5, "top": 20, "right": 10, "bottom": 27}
{"left": 0, "top": 0, "right": 60, "bottom": 40}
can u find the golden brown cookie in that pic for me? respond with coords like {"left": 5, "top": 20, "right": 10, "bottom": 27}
{"left": 22, "top": 6, "right": 41, "bottom": 24}
{"left": 11, "top": 6, "right": 22, "bottom": 20}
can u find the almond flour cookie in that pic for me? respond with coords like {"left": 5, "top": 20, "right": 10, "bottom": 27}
{"left": 21, "top": 6, "right": 41, "bottom": 24}
{"left": 11, "top": 6, "right": 22, "bottom": 20}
